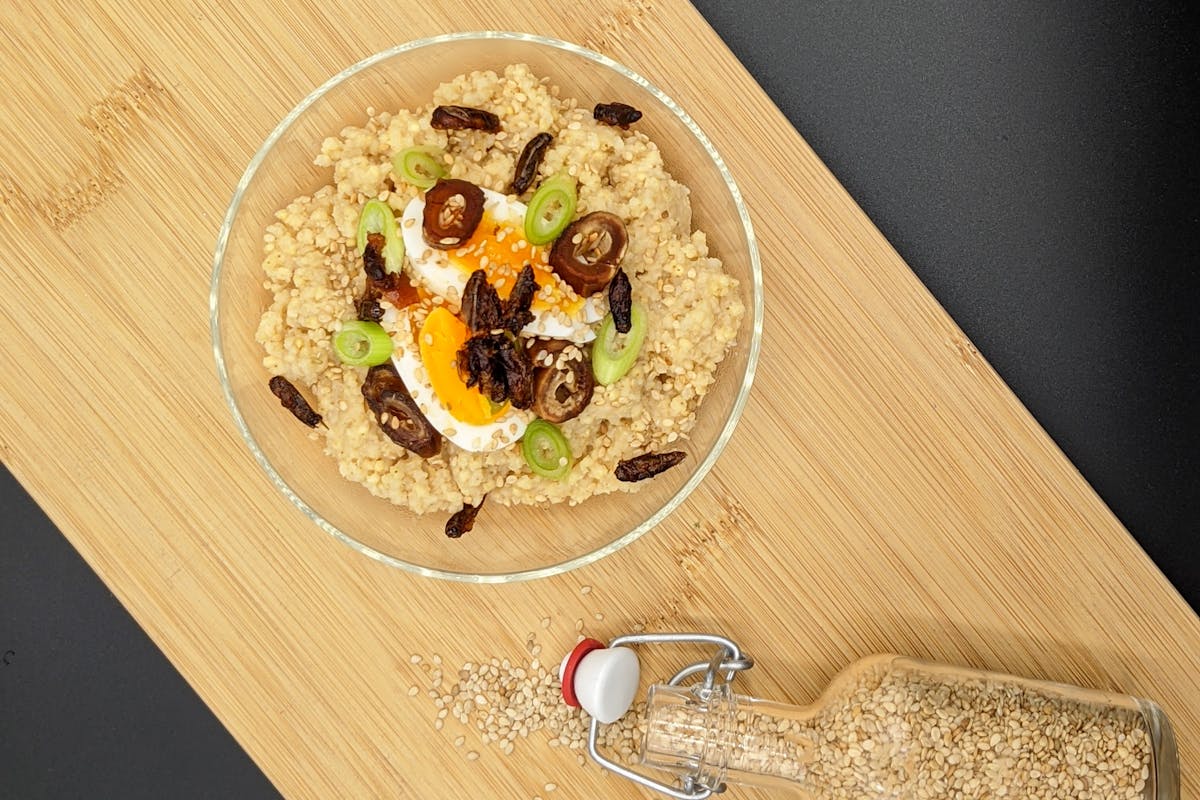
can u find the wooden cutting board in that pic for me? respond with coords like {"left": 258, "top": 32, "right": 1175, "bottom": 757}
{"left": 1, "top": 2, "right": 1196, "bottom": 797}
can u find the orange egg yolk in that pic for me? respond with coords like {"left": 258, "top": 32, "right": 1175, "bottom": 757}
{"left": 449, "top": 211, "right": 583, "bottom": 315}
{"left": 419, "top": 306, "right": 508, "bottom": 426}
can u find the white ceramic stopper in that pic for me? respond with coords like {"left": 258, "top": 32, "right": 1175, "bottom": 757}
{"left": 560, "top": 644, "right": 640, "bottom": 724}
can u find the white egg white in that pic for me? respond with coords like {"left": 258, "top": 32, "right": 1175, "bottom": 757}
{"left": 401, "top": 188, "right": 604, "bottom": 342}
{"left": 390, "top": 310, "right": 531, "bottom": 453}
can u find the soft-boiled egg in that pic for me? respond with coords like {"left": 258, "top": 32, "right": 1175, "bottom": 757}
{"left": 390, "top": 306, "right": 531, "bottom": 453}
{"left": 400, "top": 188, "right": 604, "bottom": 342}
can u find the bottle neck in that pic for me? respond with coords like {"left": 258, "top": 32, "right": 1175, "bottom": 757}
{"left": 641, "top": 683, "right": 816, "bottom": 792}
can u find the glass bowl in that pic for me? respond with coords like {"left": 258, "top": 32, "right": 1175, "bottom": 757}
{"left": 211, "top": 32, "right": 762, "bottom": 582}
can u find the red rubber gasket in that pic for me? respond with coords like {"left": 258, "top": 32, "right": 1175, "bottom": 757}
{"left": 560, "top": 638, "right": 606, "bottom": 708}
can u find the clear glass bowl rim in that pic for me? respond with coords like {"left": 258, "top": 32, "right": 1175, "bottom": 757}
{"left": 209, "top": 30, "right": 764, "bottom": 583}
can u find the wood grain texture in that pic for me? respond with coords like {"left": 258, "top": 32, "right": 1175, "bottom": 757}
{"left": 1, "top": 1, "right": 1196, "bottom": 798}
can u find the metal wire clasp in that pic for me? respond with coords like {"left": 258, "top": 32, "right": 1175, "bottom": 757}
{"left": 585, "top": 632, "right": 754, "bottom": 799}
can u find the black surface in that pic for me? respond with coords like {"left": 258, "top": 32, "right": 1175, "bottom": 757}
{"left": 2, "top": 3, "right": 1197, "bottom": 797}
{"left": 690, "top": 0, "right": 1199, "bottom": 605}
{"left": 0, "top": 464, "right": 281, "bottom": 799}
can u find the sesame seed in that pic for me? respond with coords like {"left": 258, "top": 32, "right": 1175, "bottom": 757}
{"left": 580, "top": 585, "right": 592, "bottom": 595}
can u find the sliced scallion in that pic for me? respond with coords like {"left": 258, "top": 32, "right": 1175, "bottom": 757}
{"left": 521, "top": 419, "right": 573, "bottom": 480}
{"left": 355, "top": 198, "right": 405, "bottom": 273}
{"left": 592, "top": 303, "right": 647, "bottom": 385}
{"left": 393, "top": 146, "right": 448, "bottom": 189}
{"left": 523, "top": 173, "right": 577, "bottom": 245}
{"left": 333, "top": 320, "right": 394, "bottom": 367}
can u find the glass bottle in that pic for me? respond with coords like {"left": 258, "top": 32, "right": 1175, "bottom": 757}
{"left": 639, "top": 654, "right": 1179, "bottom": 800}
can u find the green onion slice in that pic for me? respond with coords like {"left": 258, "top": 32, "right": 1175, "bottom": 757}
{"left": 592, "top": 303, "right": 647, "bottom": 385}
{"left": 521, "top": 419, "right": 573, "bottom": 480}
{"left": 523, "top": 173, "right": 577, "bottom": 245}
{"left": 333, "top": 320, "right": 394, "bottom": 367}
{"left": 355, "top": 199, "right": 405, "bottom": 274}
{"left": 393, "top": 146, "right": 448, "bottom": 189}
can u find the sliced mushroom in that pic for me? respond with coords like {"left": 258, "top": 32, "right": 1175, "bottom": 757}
{"left": 525, "top": 337, "right": 569, "bottom": 367}
{"left": 422, "top": 179, "right": 485, "bottom": 250}
{"left": 549, "top": 211, "right": 627, "bottom": 296}
{"left": 530, "top": 344, "right": 594, "bottom": 423}
{"left": 361, "top": 363, "right": 441, "bottom": 457}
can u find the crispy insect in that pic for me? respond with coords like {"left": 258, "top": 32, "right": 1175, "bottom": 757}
{"left": 359, "top": 233, "right": 419, "bottom": 317}
{"left": 356, "top": 292, "right": 384, "bottom": 323}
{"left": 608, "top": 268, "right": 632, "bottom": 334}
{"left": 502, "top": 264, "right": 539, "bottom": 333}
{"left": 445, "top": 495, "right": 487, "bottom": 538}
{"left": 509, "top": 132, "right": 553, "bottom": 194}
{"left": 462, "top": 269, "right": 503, "bottom": 333}
{"left": 431, "top": 105, "right": 501, "bottom": 132}
{"left": 459, "top": 334, "right": 499, "bottom": 394}
{"left": 614, "top": 451, "right": 686, "bottom": 482}
{"left": 269, "top": 376, "right": 323, "bottom": 427}
{"left": 498, "top": 337, "right": 534, "bottom": 409}
{"left": 593, "top": 102, "right": 642, "bottom": 129}
{"left": 457, "top": 332, "right": 534, "bottom": 409}
{"left": 362, "top": 232, "right": 389, "bottom": 283}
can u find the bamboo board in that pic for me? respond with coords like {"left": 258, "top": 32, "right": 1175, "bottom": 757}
{"left": 1, "top": 1, "right": 1197, "bottom": 797}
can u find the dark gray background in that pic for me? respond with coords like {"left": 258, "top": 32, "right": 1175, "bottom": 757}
{"left": 2, "top": 2, "right": 1196, "bottom": 796}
